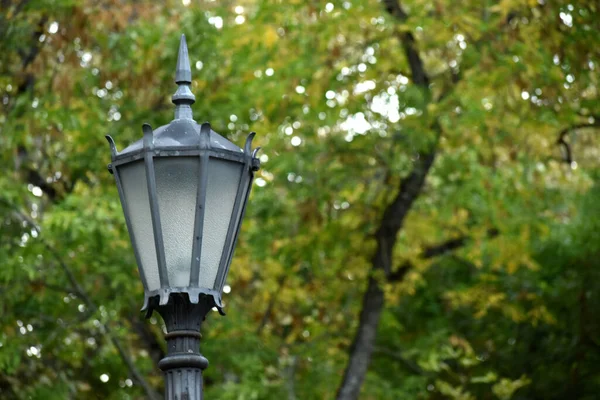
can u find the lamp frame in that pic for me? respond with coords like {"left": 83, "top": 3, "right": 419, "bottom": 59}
{"left": 106, "top": 122, "right": 259, "bottom": 316}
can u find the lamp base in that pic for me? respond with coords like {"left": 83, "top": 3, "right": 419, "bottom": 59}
{"left": 156, "top": 293, "right": 212, "bottom": 400}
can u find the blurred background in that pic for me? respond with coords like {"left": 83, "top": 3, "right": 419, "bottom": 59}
{"left": 0, "top": 0, "right": 599, "bottom": 399}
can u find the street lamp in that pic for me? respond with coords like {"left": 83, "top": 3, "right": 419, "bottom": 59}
{"left": 106, "top": 34, "right": 260, "bottom": 399}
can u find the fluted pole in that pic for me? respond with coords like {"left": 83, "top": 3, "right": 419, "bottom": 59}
{"left": 157, "top": 294, "right": 211, "bottom": 400}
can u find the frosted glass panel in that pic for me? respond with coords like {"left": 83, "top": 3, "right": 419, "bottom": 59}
{"left": 217, "top": 175, "right": 250, "bottom": 290}
{"left": 199, "top": 159, "right": 242, "bottom": 289}
{"left": 155, "top": 157, "right": 199, "bottom": 288}
{"left": 119, "top": 161, "right": 161, "bottom": 291}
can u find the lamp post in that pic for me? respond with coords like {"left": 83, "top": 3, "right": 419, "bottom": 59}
{"left": 105, "top": 34, "right": 260, "bottom": 399}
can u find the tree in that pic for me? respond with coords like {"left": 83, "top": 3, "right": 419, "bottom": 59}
{"left": 0, "top": 0, "right": 598, "bottom": 399}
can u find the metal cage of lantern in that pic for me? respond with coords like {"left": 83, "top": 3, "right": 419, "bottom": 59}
{"left": 106, "top": 122, "right": 260, "bottom": 317}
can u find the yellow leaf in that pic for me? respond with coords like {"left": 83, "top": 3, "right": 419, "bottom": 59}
{"left": 263, "top": 26, "right": 278, "bottom": 48}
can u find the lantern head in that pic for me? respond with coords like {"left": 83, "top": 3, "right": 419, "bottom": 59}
{"left": 106, "top": 35, "right": 260, "bottom": 317}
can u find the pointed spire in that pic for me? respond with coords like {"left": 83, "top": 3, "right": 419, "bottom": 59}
{"left": 172, "top": 34, "right": 196, "bottom": 120}
{"left": 175, "top": 34, "right": 192, "bottom": 84}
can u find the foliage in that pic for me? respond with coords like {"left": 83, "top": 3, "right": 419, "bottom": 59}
{"left": 0, "top": 0, "right": 598, "bottom": 399}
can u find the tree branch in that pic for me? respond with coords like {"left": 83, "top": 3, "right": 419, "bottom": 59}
{"left": 285, "top": 355, "right": 298, "bottom": 400}
{"left": 421, "top": 236, "right": 466, "bottom": 259}
{"left": 388, "top": 229, "right": 498, "bottom": 282}
{"left": 556, "top": 118, "right": 600, "bottom": 164}
{"left": 387, "top": 235, "right": 464, "bottom": 282}
{"left": 130, "top": 315, "right": 165, "bottom": 369}
{"left": 256, "top": 275, "right": 287, "bottom": 335}
{"left": 0, "top": 198, "right": 161, "bottom": 400}
{"left": 374, "top": 346, "right": 427, "bottom": 376}
{"left": 383, "top": 0, "right": 430, "bottom": 87}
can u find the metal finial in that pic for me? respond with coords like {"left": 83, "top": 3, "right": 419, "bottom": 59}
{"left": 172, "top": 34, "right": 196, "bottom": 120}
{"left": 175, "top": 34, "right": 192, "bottom": 83}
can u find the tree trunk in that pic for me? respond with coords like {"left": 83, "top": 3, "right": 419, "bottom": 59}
{"left": 335, "top": 150, "right": 436, "bottom": 400}
{"left": 336, "top": 2, "right": 436, "bottom": 397}
{"left": 336, "top": 277, "right": 385, "bottom": 400}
